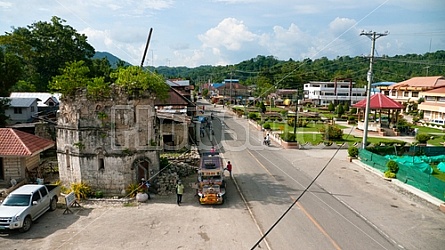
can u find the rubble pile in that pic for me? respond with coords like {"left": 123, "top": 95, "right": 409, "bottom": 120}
{"left": 155, "top": 149, "right": 200, "bottom": 196}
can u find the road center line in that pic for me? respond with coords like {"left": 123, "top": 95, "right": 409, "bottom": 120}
{"left": 247, "top": 150, "right": 342, "bottom": 250}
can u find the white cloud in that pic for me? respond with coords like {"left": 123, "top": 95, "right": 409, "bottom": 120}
{"left": 198, "top": 18, "right": 258, "bottom": 51}
{"left": 0, "top": 1, "right": 12, "bottom": 8}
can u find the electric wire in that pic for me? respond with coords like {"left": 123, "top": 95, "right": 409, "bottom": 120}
{"left": 250, "top": 123, "right": 356, "bottom": 249}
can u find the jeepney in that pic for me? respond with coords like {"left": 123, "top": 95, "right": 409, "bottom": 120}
{"left": 197, "top": 152, "right": 226, "bottom": 205}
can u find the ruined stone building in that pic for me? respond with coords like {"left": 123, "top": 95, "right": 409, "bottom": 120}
{"left": 56, "top": 87, "right": 160, "bottom": 195}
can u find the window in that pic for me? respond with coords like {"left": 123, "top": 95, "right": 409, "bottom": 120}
{"left": 32, "top": 192, "right": 41, "bottom": 203}
{"left": 412, "top": 92, "right": 419, "bottom": 97}
{"left": 426, "top": 96, "right": 436, "bottom": 101}
{"left": 439, "top": 97, "right": 445, "bottom": 102}
{"left": 384, "top": 91, "right": 389, "bottom": 95}
{"left": 31, "top": 106, "right": 35, "bottom": 112}
{"left": 39, "top": 187, "right": 48, "bottom": 197}
{"left": 391, "top": 91, "right": 396, "bottom": 96}
{"left": 98, "top": 158, "right": 105, "bottom": 171}
{"left": 66, "top": 149, "right": 71, "bottom": 169}
{"left": 403, "top": 91, "right": 409, "bottom": 97}
{"left": 14, "top": 107, "right": 22, "bottom": 114}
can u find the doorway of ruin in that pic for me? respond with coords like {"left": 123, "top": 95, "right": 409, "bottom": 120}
{"left": 133, "top": 157, "right": 151, "bottom": 181}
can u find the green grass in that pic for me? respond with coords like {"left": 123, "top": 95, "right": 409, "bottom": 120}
{"left": 431, "top": 165, "right": 445, "bottom": 182}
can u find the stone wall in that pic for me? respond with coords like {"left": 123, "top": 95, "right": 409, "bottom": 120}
{"left": 57, "top": 87, "right": 161, "bottom": 195}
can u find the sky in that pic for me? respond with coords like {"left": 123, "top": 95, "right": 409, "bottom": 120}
{"left": 0, "top": 0, "right": 444, "bottom": 68}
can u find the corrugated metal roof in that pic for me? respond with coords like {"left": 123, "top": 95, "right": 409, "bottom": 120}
{"left": 389, "top": 76, "right": 445, "bottom": 89}
{"left": 10, "top": 92, "right": 61, "bottom": 107}
{"left": 9, "top": 98, "right": 38, "bottom": 107}
{"left": 0, "top": 128, "right": 55, "bottom": 156}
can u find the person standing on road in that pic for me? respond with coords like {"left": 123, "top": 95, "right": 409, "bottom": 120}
{"left": 226, "top": 161, "right": 232, "bottom": 178}
{"left": 176, "top": 180, "right": 185, "bottom": 205}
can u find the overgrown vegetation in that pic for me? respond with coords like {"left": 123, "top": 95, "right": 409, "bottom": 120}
{"left": 384, "top": 160, "right": 399, "bottom": 178}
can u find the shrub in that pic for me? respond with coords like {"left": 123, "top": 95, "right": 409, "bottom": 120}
{"left": 126, "top": 183, "right": 141, "bottom": 197}
{"left": 281, "top": 132, "right": 296, "bottom": 142}
{"left": 160, "top": 157, "right": 169, "bottom": 169}
{"left": 415, "top": 133, "right": 430, "bottom": 143}
{"left": 328, "top": 102, "right": 335, "bottom": 112}
{"left": 287, "top": 118, "right": 308, "bottom": 128}
{"left": 319, "top": 125, "right": 343, "bottom": 140}
{"left": 384, "top": 170, "right": 396, "bottom": 178}
{"left": 248, "top": 113, "right": 258, "bottom": 120}
{"left": 263, "top": 123, "right": 271, "bottom": 130}
{"left": 387, "top": 160, "right": 399, "bottom": 174}
{"left": 348, "top": 146, "right": 359, "bottom": 157}
{"left": 70, "top": 182, "right": 92, "bottom": 200}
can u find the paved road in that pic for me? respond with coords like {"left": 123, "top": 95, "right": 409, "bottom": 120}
{"left": 1, "top": 101, "right": 443, "bottom": 250}
{"left": 210, "top": 101, "right": 445, "bottom": 250}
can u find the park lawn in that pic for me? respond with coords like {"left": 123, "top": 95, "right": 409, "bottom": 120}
{"left": 414, "top": 125, "right": 444, "bottom": 134}
{"left": 266, "top": 121, "right": 348, "bottom": 133}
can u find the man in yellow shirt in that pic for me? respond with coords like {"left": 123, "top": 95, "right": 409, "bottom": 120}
{"left": 176, "top": 180, "right": 185, "bottom": 205}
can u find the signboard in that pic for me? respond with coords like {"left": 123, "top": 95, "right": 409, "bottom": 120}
{"left": 63, "top": 192, "right": 80, "bottom": 215}
{"left": 65, "top": 192, "right": 76, "bottom": 206}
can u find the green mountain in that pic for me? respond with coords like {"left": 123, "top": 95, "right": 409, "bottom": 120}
{"left": 93, "top": 51, "right": 131, "bottom": 68}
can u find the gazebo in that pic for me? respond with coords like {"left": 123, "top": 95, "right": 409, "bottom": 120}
{"left": 353, "top": 93, "right": 404, "bottom": 134}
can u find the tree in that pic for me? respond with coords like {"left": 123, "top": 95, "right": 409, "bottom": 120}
{"left": 0, "top": 48, "right": 23, "bottom": 96}
{"left": 328, "top": 102, "right": 335, "bottom": 112}
{"left": 336, "top": 104, "right": 344, "bottom": 118}
{"left": 49, "top": 60, "right": 91, "bottom": 97}
{"left": 0, "top": 16, "right": 95, "bottom": 91}
{"left": 0, "top": 98, "right": 10, "bottom": 127}
{"left": 9, "top": 80, "right": 36, "bottom": 92}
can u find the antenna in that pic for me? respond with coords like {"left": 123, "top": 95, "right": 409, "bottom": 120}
{"left": 140, "top": 28, "right": 153, "bottom": 68}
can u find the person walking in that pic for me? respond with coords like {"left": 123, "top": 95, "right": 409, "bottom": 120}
{"left": 226, "top": 161, "right": 232, "bottom": 178}
{"left": 176, "top": 180, "right": 185, "bottom": 205}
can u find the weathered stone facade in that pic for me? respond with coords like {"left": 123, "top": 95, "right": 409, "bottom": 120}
{"left": 56, "top": 87, "right": 160, "bottom": 195}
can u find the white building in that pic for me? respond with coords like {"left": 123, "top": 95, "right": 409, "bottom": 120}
{"left": 303, "top": 81, "right": 367, "bottom": 106}
{"left": 1, "top": 97, "right": 39, "bottom": 124}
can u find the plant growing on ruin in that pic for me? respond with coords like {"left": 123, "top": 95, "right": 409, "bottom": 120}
{"left": 87, "top": 77, "right": 111, "bottom": 100}
{"left": 73, "top": 141, "right": 85, "bottom": 151}
{"left": 110, "top": 66, "right": 169, "bottom": 100}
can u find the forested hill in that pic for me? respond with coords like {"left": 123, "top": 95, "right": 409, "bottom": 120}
{"left": 149, "top": 51, "right": 445, "bottom": 89}
{"left": 93, "top": 51, "right": 131, "bottom": 68}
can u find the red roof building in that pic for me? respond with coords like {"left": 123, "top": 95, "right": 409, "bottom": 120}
{"left": 353, "top": 93, "right": 404, "bottom": 135}
{"left": 353, "top": 93, "right": 404, "bottom": 110}
{"left": 0, "top": 128, "right": 54, "bottom": 156}
{"left": 0, "top": 129, "right": 55, "bottom": 185}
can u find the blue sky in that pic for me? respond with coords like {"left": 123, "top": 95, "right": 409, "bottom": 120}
{"left": 0, "top": 0, "right": 444, "bottom": 67}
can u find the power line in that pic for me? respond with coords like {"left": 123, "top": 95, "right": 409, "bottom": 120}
{"left": 360, "top": 31, "right": 388, "bottom": 149}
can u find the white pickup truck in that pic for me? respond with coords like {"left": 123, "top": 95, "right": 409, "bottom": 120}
{"left": 0, "top": 184, "right": 61, "bottom": 232}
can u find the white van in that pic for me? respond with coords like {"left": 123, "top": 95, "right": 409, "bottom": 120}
{"left": 430, "top": 119, "right": 445, "bottom": 125}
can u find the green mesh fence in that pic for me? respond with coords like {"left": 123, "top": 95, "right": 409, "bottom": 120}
{"left": 359, "top": 149, "right": 445, "bottom": 201}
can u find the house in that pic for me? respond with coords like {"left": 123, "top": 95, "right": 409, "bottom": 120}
{"left": 10, "top": 92, "right": 61, "bottom": 113}
{"left": 215, "top": 80, "right": 249, "bottom": 104}
{"left": 166, "top": 79, "right": 194, "bottom": 102}
{"left": 304, "top": 80, "right": 367, "bottom": 106}
{"left": 56, "top": 87, "right": 161, "bottom": 195}
{"left": 1, "top": 97, "right": 39, "bottom": 124}
{"left": 155, "top": 87, "right": 197, "bottom": 150}
{"left": 0, "top": 128, "right": 54, "bottom": 187}
{"left": 418, "top": 86, "right": 445, "bottom": 125}
{"left": 382, "top": 76, "right": 445, "bottom": 104}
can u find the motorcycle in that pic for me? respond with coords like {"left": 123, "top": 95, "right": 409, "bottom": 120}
{"left": 263, "top": 137, "right": 270, "bottom": 146}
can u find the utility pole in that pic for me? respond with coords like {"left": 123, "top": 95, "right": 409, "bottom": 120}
{"left": 360, "top": 31, "right": 388, "bottom": 149}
